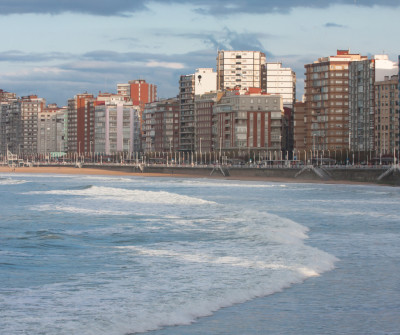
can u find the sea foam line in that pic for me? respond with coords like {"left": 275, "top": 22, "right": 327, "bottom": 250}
{"left": 25, "top": 186, "right": 216, "bottom": 205}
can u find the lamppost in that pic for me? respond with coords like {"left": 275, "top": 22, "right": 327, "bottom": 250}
{"left": 90, "top": 141, "right": 93, "bottom": 161}
{"left": 219, "top": 137, "right": 222, "bottom": 164}
{"left": 312, "top": 134, "right": 316, "bottom": 163}
{"left": 199, "top": 137, "right": 202, "bottom": 164}
{"left": 44, "top": 127, "right": 50, "bottom": 163}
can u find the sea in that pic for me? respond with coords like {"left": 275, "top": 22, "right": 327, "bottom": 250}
{"left": 1, "top": 173, "right": 399, "bottom": 335}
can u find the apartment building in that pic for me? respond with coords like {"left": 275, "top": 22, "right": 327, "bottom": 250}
{"left": 0, "top": 98, "right": 21, "bottom": 155}
{"left": 374, "top": 75, "right": 399, "bottom": 156}
{"left": 214, "top": 89, "right": 284, "bottom": 156}
{"left": 194, "top": 92, "right": 223, "bottom": 153}
{"left": 303, "top": 50, "right": 367, "bottom": 153}
{"left": 94, "top": 100, "right": 140, "bottom": 154}
{"left": 37, "top": 104, "right": 67, "bottom": 155}
{"left": 179, "top": 68, "right": 216, "bottom": 151}
{"left": 21, "top": 95, "right": 46, "bottom": 155}
{"left": 0, "top": 89, "right": 17, "bottom": 103}
{"left": 349, "top": 55, "right": 398, "bottom": 153}
{"left": 217, "top": 50, "right": 266, "bottom": 91}
{"left": 117, "top": 79, "right": 157, "bottom": 132}
{"left": 67, "top": 93, "right": 95, "bottom": 153}
{"left": 293, "top": 101, "right": 307, "bottom": 159}
{"left": 142, "top": 98, "right": 179, "bottom": 153}
{"left": 266, "top": 62, "right": 296, "bottom": 108}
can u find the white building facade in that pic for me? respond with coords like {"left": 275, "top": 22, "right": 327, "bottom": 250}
{"left": 217, "top": 50, "right": 266, "bottom": 91}
{"left": 94, "top": 101, "right": 140, "bottom": 154}
{"left": 266, "top": 62, "right": 296, "bottom": 109}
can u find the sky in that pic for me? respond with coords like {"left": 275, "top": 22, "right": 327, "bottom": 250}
{"left": 1, "top": 0, "right": 400, "bottom": 106}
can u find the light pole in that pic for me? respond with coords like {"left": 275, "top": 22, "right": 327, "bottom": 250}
{"left": 44, "top": 127, "right": 50, "bottom": 163}
{"left": 199, "top": 137, "right": 202, "bottom": 164}
{"left": 219, "top": 137, "right": 222, "bottom": 164}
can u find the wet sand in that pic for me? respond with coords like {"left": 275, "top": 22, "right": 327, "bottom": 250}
{"left": 0, "top": 165, "right": 375, "bottom": 185}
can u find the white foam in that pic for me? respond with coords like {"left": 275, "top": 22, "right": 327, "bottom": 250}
{"left": 31, "top": 204, "right": 132, "bottom": 216}
{"left": 0, "top": 177, "right": 27, "bottom": 185}
{"left": 26, "top": 186, "right": 215, "bottom": 205}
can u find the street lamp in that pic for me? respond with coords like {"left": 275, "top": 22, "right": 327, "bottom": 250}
{"left": 199, "top": 137, "right": 202, "bottom": 164}
{"left": 45, "top": 127, "right": 50, "bottom": 163}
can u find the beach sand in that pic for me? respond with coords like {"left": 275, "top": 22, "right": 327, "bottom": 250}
{"left": 0, "top": 165, "right": 373, "bottom": 185}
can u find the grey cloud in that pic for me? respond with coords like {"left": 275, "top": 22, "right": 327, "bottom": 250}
{"left": 1, "top": 48, "right": 219, "bottom": 105}
{"left": 0, "top": 50, "right": 75, "bottom": 62}
{"left": 164, "top": 29, "right": 274, "bottom": 57}
{"left": 0, "top": 0, "right": 399, "bottom": 16}
{"left": 0, "top": 0, "right": 147, "bottom": 16}
{"left": 324, "top": 22, "right": 347, "bottom": 28}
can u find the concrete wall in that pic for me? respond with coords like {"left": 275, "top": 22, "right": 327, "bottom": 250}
{"left": 81, "top": 165, "right": 400, "bottom": 186}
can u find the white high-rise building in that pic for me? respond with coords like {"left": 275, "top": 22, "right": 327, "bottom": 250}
{"left": 266, "top": 62, "right": 296, "bottom": 109}
{"left": 216, "top": 50, "right": 266, "bottom": 91}
{"left": 94, "top": 100, "right": 140, "bottom": 154}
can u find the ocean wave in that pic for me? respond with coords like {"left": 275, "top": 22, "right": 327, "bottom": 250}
{"left": 0, "top": 177, "right": 28, "bottom": 185}
{"left": 30, "top": 204, "right": 132, "bottom": 216}
{"left": 25, "top": 186, "right": 216, "bottom": 205}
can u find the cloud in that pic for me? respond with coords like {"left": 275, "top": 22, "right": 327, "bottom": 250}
{"left": 0, "top": 48, "right": 218, "bottom": 105}
{"left": 145, "top": 61, "right": 185, "bottom": 69}
{"left": 0, "top": 50, "right": 74, "bottom": 62}
{"left": 0, "top": 0, "right": 398, "bottom": 16}
{"left": 0, "top": 0, "right": 147, "bottom": 16}
{"left": 168, "top": 29, "right": 274, "bottom": 57}
{"left": 324, "top": 22, "right": 347, "bottom": 28}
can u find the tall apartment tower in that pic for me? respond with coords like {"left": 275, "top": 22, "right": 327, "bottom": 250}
{"left": 21, "top": 95, "right": 46, "bottom": 155}
{"left": 303, "top": 50, "right": 367, "bottom": 153}
{"left": 67, "top": 93, "right": 95, "bottom": 154}
{"left": 37, "top": 104, "right": 67, "bottom": 155}
{"left": 374, "top": 75, "right": 399, "bottom": 156}
{"left": 179, "top": 68, "right": 216, "bottom": 151}
{"left": 0, "top": 98, "right": 21, "bottom": 155}
{"left": 349, "top": 55, "right": 398, "bottom": 153}
{"left": 216, "top": 50, "right": 266, "bottom": 91}
{"left": 266, "top": 62, "right": 296, "bottom": 109}
{"left": 94, "top": 99, "right": 140, "bottom": 154}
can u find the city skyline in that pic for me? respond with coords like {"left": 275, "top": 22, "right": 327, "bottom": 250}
{"left": 1, "top": 0, "right": 400, "bottom": 106}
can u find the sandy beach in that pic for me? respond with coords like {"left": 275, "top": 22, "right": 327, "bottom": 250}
{"left": 0, "top": 165, "right": 378, "bottom": 185}
{"left": 0, "top": 165, "right": 172, "bottom": 178}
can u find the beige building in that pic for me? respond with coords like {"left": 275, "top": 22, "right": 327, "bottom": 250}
{"left": 21, "top": 95, "right": 46, "bottom": 155}
{"left": 217, "top": 50, "right": 266, "bottom": 92}
{"left": 266, "top": 62, "right": 296, "bottom": 109}
{"left": 303, "top": 50, "right": 367, "bottom": 157}
{"left": 374, "top": 75, "right": 399, "bottom": 157}
{"left": 94, "top": 99, "right": 140, "bottom": 155}
{"left": 214, "top": 89, "right": 284, "bottom": 159}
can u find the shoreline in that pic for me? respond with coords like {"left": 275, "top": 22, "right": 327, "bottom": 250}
{"left": 0, "top": 165, "right": 383, "bottom": 186}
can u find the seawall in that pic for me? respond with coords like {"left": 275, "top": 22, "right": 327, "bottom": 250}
{"left": 82, "top": 164, "right": 400, "bottom": 186}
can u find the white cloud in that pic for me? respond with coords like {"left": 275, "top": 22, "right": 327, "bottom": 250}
{"left": 145, "top": 61, "right": 185, "bottom": 69}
